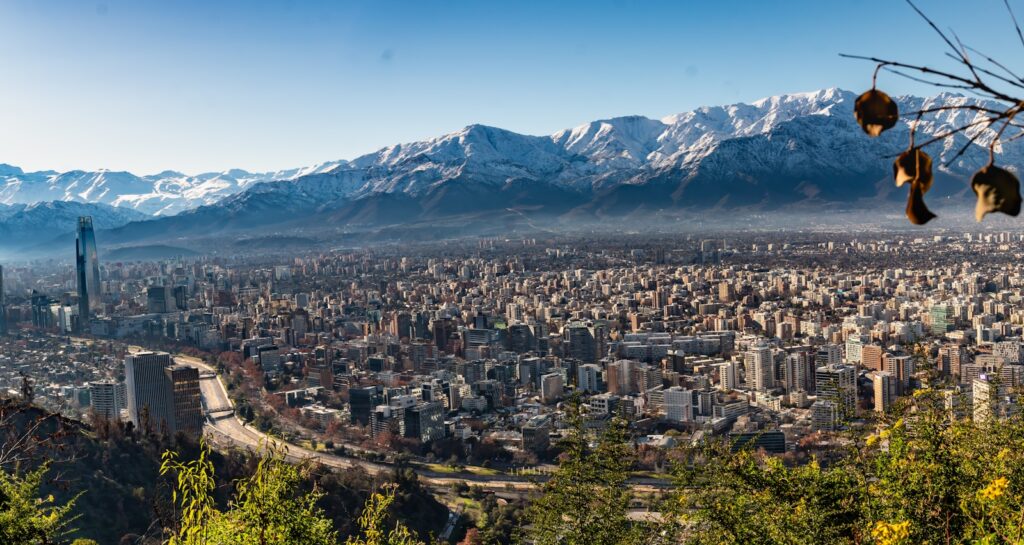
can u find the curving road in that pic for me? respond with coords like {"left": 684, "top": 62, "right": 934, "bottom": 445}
{"left": 172, "top": 354, "right": 545, "bottom": 495}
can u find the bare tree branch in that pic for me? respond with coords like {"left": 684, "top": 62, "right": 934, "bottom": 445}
{"left": 1004, "top": 0, "right": 1024, "bottom": 52}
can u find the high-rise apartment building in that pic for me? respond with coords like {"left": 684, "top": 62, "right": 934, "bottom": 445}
{"left": 664, "top": 386, "right": 694, "bottom": 422}
{"left": 929, "top": 304, "right": 952, "bottom": 335}
{"left": 861, "top": 345, "right": 884, "bottom": 372}
{"left": 0, "top": 265, "right": 6, "bottom": 335}
{"left": 811, "top": 399, "right": 838, "bottom": 431}
{"left": 973, "top": 375, "right": 1019, "bottom": 423}
{"left": 166, "top": 365, "right": 203, "bottom": 436}
{"left": 577, "top": 363, "right": 602, "bottom": 393}
{"left": 566, "top": 324, "right": 597, "bottom": 363}
{"left": 124, "top": 352, "right": 202, "bottom": 436}
{"left": 745, "top": 345, "right": 773, "bottom": 392}
{"left": 540, "top": 373, "right": 563, "bottom": 404}
{"left": 938, "top": 344, "right": 965, "bottom": 378}
{"left": 815, "top": 344, "right": 842, "bottom": 368}
{"left": 783, "top": 352, "right": 808, "bottom": 393}
{"left": 815, "top": 363, "right": 856, "bottom": 418}
{"left": 125, "top": 352, "right": 174, "bottom": 433}
{"left": 873, "top": 371, "right": 897, "bottom": 413}
{"left": 89, "top": 380, "right": 126, "bottom": 420}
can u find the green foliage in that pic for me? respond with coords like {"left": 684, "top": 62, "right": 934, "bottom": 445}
{"left": 475, "top": 494, "right": 522, "bottom": 545}
{"left": 674, "top": 445, "right": 862, "bottom": 545}
{"left": 674, "top": 390, "right": 1024, "bottom": 545}
{"left": 524, "top": 401, "right": 643, "bottom": 545}
{"left": 0, "top": 463, "right": 80, "bottom": 545}
{"left": 344, "top": 485, "right": 422, "bottom": 545}
{"left": 161, "top": 440, "right": 337, "bottom": 545}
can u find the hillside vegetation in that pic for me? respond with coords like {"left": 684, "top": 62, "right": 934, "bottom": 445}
{"left": 3, "top": 391, "right": 1024, "bottom": 544}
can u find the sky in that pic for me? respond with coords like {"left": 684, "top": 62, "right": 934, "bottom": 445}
{"left": 1, "top": 0, "right": 1022, "bottom": 175}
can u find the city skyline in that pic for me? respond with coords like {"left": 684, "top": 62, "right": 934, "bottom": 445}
{"left": 3, "top": 2, "right": 1024, "bottom": 542}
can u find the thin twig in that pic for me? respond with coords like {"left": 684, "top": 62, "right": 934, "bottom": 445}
{"left": 963, "top": 44, "right": 1024, "bottom": 85}
{"left": 910, "top": 105, "right": 1004, "bottom": 117}
{"left": 943, "top": 117, "right": 1001, "bottom": 168}
{"left": 840, "top": 54, "right": 1018, "bottom": 102}
{"left": 907, "top": 0, "right": 972, "bottom": 65}
{"left": 913, "top": 118, "right": 997, "bottom": 150}
{"left": 1004, "top": 0, "right": 1024, "bottom": 52}
{"left": 942, "top": 52, "right": 1024, "bottom": 91}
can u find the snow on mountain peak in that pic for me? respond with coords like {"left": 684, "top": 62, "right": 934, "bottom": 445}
{"left": 3, "top": 88, "right": 1019, "bottom": 219}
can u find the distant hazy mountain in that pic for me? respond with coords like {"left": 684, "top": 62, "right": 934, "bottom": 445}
{"left": 11, "top": 88, "right": 1022, "bottom": 249}
{"left": 0, "top": 201, "right": 148, "bottom": 248}
{"left": 0, "top": 162, "right": 346, "bottom": 216}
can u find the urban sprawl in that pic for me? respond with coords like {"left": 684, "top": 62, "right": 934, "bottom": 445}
{"left": 1, "top": 218, "right": 1021, "bottom": 470}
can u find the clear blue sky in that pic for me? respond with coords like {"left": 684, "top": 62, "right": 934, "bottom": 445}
{"left": 1, "top": 0, "right": 1020, "bottom": 174}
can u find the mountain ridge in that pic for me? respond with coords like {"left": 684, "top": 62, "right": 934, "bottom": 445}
{"left": 7, "top": 88, "right": 1021, "bottom": 251}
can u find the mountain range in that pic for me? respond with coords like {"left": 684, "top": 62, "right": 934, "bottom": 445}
{"left": 3, "top": 88, "right": 1020, "bottom": 255}
{"left": 0, "top": 162, "right": 345, "bottom": 216}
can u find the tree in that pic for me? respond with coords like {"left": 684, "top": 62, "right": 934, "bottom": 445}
{"left": 523, "top": 400, "right": 643, "bottom": 545}
{"left": 160, "top": 440, "right": 337, "bottom": 545}
{"left": 673, "top": 388, "right": 1024, "bottom": 545}
{"left": 673, "top": 442, "right": 863, "bottom": 545}
{"left": 0, "top": 464, "right": 80, "bottom": 545}
{"left": 844, "top": 0, "right": 1024, "bottom": 225}
{"left": 344, "top": 485, "right": 423, "bottom": 545}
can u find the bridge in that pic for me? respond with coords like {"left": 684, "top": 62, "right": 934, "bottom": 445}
{"left": 204, "top": 405, "right": 234, "bottom": 417}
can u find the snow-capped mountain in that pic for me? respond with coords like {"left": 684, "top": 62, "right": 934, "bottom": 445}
{"left": 0, "top": 201, "right": 148, "bottom": 248}
{"left": 18, "top": 88, "right": 1024, "bottom": 248}
{"left": 0, "top": 161, "right": 346, "bottom": 216}
{"left": 178, "top": 88, "right": 1019, "bottom": 219}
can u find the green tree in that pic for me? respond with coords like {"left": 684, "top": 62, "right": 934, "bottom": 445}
{"left": 673, "top": 388, "right": 1024, "bottom": 545}
{"left": 160, "top": 440, "right": 337, "bottom": 545}
{"left": 0, "top": 463, "right": 80, "bottom": 545}
{"left": 524, "top": 400, "right": 643, "bottom": 545}
{"left": 673, "top": 442, "right": 863, "bottom": 545}
{"left": 344, "top": 485, "right": 422, "bottom": 545}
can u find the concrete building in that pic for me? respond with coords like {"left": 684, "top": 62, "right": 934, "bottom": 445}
{"left": 664, "top": 386, "right": 693, "bottom": 422}
{"left": 540, "top": 372, "right": 563, "bottom": 404}
{"left": 745, "top": 345, "right": 773, "bottom": 392}
{"left": 89, "top": 380, "right": 126, "bottom": 420}
{"left": 166, "top": 365, "right": 203, "bottom": 436}
{"left": 125, "top": 352, "right": 174, "bottom": 433}
{"left": 815, "top": 363, "right": 856, "bottom": 418}
{"left": 873, "top": 371, "right": 897, "bottom": 413}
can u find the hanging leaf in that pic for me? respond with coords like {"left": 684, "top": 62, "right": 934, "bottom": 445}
{"left": 893, "top": 148, "right": 933, "bottom": 193}
{"left": 972, "top": 165, "right": 1022, "bottom": 221}
{"left": 905, "top": 181, "right": 936, "bottom": 225}
{"left": 855, "top": 89, "right": 899, "bottom": 137}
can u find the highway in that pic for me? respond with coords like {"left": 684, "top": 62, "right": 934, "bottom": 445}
{"left": 110, "top": 346, "right": 670, "bottom": 499}
{"left": 169, "top": 353, "right": 545, "bottom": 495}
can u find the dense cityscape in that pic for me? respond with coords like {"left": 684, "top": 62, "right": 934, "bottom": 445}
{"left": 2, "top": 220, "right": 1021, "bottom": 479}
{"left": 8, "top": 1, "right": 1024, "bottom": 543}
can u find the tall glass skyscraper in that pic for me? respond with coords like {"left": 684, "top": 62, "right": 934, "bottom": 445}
{"left": 0, "top": 265, "right": 6, "bottom": 335}
{"left": 76, "top": 216, "right": 101, "bottom": 323}
{"left": 76, "top": 232, "right": 89, "bottom": 329}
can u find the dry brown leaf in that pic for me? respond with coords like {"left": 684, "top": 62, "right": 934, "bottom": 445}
{"left": 855, "top": 89, "right": 899, "bottom": 137}
{"left": 893, "top": 148, "right": 933, "bottom": 193}
{"left": 905, "top": 181, "right": 937, "bottom": 225}
{"left": 972, "top": 165, "right": 1022, "bottom": 221}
